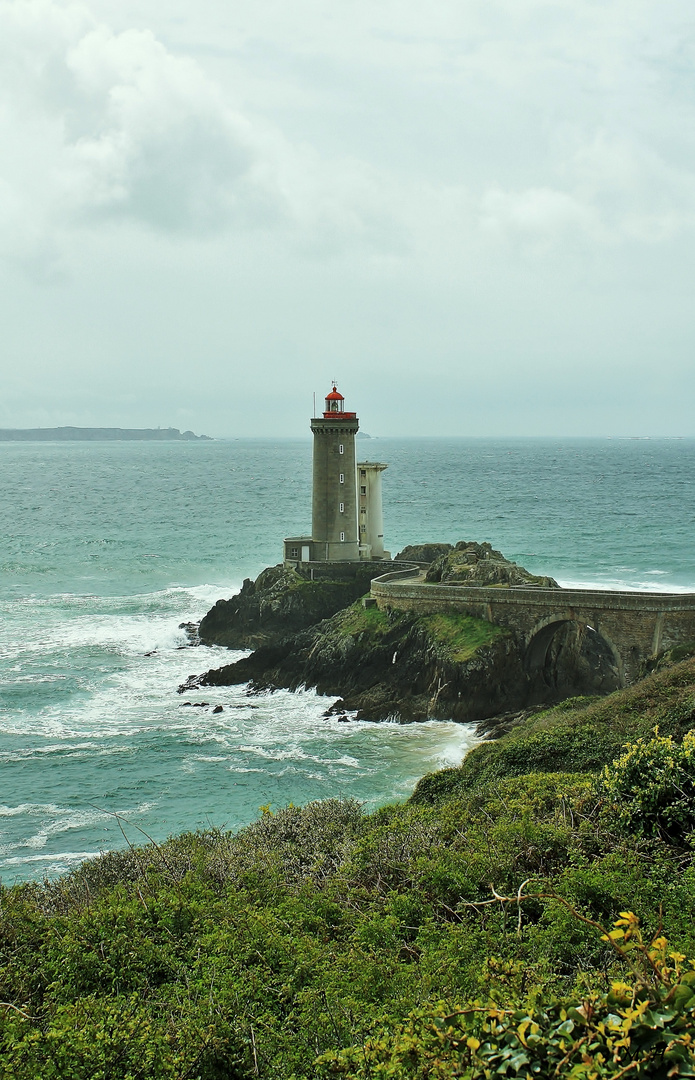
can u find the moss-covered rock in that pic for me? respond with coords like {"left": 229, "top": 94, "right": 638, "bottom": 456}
{"left": 394, "top": 542, "right": 454, "bottom": 564}
{"left": 198, "top": 564, "right": 385, "bottom": 649}
{"left": 426, "top": 540, "right": 559, "bottom": 588}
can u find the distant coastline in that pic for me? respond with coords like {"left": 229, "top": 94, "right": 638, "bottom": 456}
{"left": 0, "top": 427, "right": 213, "bottom": 442}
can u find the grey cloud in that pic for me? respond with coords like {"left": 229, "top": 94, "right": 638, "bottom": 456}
{"left": 62, "top": 26, "right": 274, "bottom": 232}
{"left": 0, "top": 2, "right": 408, "bottom": 260}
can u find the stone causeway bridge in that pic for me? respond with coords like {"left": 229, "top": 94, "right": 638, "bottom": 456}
{"left": 371, "top": 567, "right": 695, "bottom": 686}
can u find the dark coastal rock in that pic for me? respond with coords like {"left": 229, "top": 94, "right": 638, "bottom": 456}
{"left": 198, "top": 564, "right": 389, "bottom": 649}
{"left": 425, "top": 541, "right": 560, "bottom": 588}
{"left": 182, "top": 603, "right": 528, "bottom": 724}
{"left": 473, "top": 704, "right": 559, "bottom": 739}
{"left": 394, "top": 543, "right": 454, "bottom": 565}
{"left": 178, "top": 622, "right": 200, "bottom": 646}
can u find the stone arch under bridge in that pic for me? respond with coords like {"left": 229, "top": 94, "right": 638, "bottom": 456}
{"left": 370, "top": 571, "right": 695, "bottom": 689}
{"left": 523, "top": 614, "right": 623, "bottom": 696}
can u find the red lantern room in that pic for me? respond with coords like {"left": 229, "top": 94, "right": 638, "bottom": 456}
{"left": 323, "top": 386, "right": 356, "bottom": 419}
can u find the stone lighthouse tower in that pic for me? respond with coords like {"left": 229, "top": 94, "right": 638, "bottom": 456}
{"left": 310, "top": 386, "right": 360, "bottom": 561}
{"left": 283, "top": 385, "right": 390, "bottom": 566}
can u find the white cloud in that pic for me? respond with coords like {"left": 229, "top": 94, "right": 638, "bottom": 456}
{"left": 61, "top": 25, "right": 270, "bottom": 231}
{"left": 0, "top": 0, "right": 407, "bottom": 271}
{"left": 0, "top": 1, "right": 283, "bottom": 256}
{"left": 3, "top": 0, "right": 695, "bottom": 274}
{"left": 479, "top": 185, "right": 602, "bottom": 248}
{"left": 571, "top": 133, "right": 695, "bottom": 243}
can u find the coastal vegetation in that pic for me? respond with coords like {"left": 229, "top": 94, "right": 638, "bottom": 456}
{"left": 3, "top": 656, "right": 695, "bottom": 1076}
{"left": 328, "top": 600, "right": 506, "bottom": 661}
{"left": 419, "top": 611, "right": 506, "bottom": 661}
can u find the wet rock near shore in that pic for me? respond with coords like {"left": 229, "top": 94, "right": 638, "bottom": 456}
{"left": 178, "top": 622, "right": 201, "bottom": 645}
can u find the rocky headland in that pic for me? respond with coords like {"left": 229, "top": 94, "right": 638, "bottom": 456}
{"left": 198, "top": 563, "right": 397, "bottom": 649}
{"left": 182, "top": 541, "right": 621, "bottom": 724}
{"left": 0, "top": 426, "right": 212, "bottom": 441}
{"left": 185, "top": 600, "right": 526, "bottom": 723}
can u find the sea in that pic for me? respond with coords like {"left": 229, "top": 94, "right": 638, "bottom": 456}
{"left": 1, "top": 436, "right": 694, "bottom": 884}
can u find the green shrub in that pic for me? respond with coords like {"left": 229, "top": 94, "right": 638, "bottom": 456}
{"left": 319, "top": 913, "right": 695, "bottom": 1078}
{"left": 601, "top": 729, "right": 695, "bottom": 843}
{"left": 411, "top": 658, "right": 695, "bottom": 806}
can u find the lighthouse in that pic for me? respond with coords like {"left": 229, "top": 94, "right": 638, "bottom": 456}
{"left": 283, "top": 385, "right": 391, "bottom": 566}
{"left": 311, "top": 386, "right": 360, "bottom": 561}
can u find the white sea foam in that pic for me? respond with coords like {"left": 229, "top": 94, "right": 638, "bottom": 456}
{"left": 556, "top": 577, "right": 695, "bottom": 593}
{"left": 1, "top": 592, "right": 481, "bottom": 882}
{"left": 0, "top": 801, "right": 158, "bottom": 875}
{"left": 3, "top": 852, "right": 101, "bottom": 866}
{"left": 0, "top": 803, "right": 65, "bottom": 817}
{"left": 0, "top": 582, "right": 242, "bottom": 660}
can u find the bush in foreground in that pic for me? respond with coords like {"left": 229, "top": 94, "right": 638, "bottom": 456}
{"left": 601, "top": 729, "right": 695, "bottom": 843}
{"left": 321, "top": 912, "right": 695, "bottom": 1078}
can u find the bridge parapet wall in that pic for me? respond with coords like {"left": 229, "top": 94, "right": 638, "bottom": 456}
{"left": 371, "top": 579, "right": 695, "bottom": 614}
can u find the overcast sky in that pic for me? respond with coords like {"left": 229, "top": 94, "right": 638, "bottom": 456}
{"left": 1, "top": 0, "right": 694, "bottom": 437}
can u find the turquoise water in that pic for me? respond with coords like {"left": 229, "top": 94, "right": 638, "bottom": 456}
{"left": 1, "top": 437, "right": 694, "bottom": 883}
